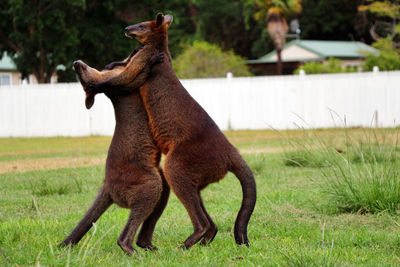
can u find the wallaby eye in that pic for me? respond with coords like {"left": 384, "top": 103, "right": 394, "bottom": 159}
{"left": 138, "top": 25, "right": 145, "bottom": 30}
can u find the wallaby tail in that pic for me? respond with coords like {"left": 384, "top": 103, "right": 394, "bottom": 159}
{"left": 230, "top": 154, "right": 256, "bottom": 246}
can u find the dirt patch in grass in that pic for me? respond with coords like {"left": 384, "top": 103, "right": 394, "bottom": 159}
{"left": 0, "top": 155, "right": 105, "bottom": 174}
{"left": 0, "top": 147, "right": 103, "bottom": 157}
{"left": 0, "top": 147, "right": 284, "bottom": 174}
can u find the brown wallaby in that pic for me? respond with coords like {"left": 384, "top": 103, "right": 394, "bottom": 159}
{"left": 91, "top": 13, "right": 257, "bottom": 249}
{"left": 59, "top": 49, "right": 170, "bottom": 255}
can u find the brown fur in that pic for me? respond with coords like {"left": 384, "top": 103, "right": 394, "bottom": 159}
{"left": 59, "top": 50, "right": 170, "bottom": 255}
{"left": 91, "top": 13, "right": 257, "bottom": 249}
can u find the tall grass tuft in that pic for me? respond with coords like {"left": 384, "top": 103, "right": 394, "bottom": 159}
{"left": 283, "top": 149, "right": 332, "bottom": 168}
{"left": 244, "top": 153, "right": 268, "bottom": 175}
{"left": 281, "top": 241, "right": 339, "bottom": 267}
{"left": 322, "top": 149, "right": 400, "bottom": 214}
{"left": 323, "top": 128, "right": 399, "bottom": 213}
{"left": 31, "top": 179, "right": 71, "bottom": 196}
{"left": 283, "top": 125, "right": 400, "bottom": 214}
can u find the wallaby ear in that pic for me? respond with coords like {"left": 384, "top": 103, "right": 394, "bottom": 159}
{"left": 163, "top": 14, "right": 173, "bottom": 28}
{"left": 85, "top": 92, "right": 95, "bottom": 109}
{"left": 156, "top": 13, "right": 164, "bottom": 26}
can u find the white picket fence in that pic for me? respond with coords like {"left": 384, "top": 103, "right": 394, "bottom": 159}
{"left": 0, "top": 71, "right": 399, "bottom": 137}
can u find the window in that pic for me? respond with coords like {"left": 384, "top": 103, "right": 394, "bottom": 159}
{"left": 0, "top": 73, "right": 12, "bottom": 86}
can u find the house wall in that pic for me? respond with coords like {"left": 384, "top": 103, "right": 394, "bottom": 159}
{"left": 12, "top": 72, "right": 21, "bottom": 85}
{"left": 28, "top": 74, "right": 58, "bottom": 84}
{"left": 0, "top": 71, "right": 399, "bottom": 137}
{"left": 0, "top": 71, "right": 20, "bottom": 86}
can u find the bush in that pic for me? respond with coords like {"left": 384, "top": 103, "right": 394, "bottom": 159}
{"left": 294, "top": 57, "right": 357, "bottom": 74}
{"left": 173, "top": 41, "right": 253, "bottom": 78}
{"left": 362, "top": 37, "right": 400, "bottom": 71}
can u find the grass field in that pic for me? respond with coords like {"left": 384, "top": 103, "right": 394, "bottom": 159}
{"left": 0, "top": 128, "right": 399, "bottom": 266}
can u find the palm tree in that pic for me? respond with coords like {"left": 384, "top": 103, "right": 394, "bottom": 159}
{"left": 252, "top": 0, "right": 302, "bottom": 75}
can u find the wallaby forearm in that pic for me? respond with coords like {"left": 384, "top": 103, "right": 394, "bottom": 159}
{"left": 93, "top": 50, "right": 163, "bottom": 95}
{"left": 94, "top": 47, "right": 157, "bottom": 92}
{"left": 104, "top": 44, "right": 145, "bottom": 70}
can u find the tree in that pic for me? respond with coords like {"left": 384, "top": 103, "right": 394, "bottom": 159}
{"left": 0, "top": 0, "right": 84, "bottom": 83}
{"left": 300, "top": 0, "right": 371, "bottom": 43}
{"left": 188, "top": 0, "right": 268, "bottom": 59}
{"left": 173, "top": 41, "right": 252, "bottom": 78}
{"left": 0, "top": 0, "right": 199, "bottom": 83}
{"left": 250, "top": 0, "right": 302, "bottom": 75}
{"left": 358, "top": 0, "right": 400, "bottom": 46}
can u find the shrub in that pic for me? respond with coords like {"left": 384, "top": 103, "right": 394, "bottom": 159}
{"left": 173, "top": 41, "right": 253, "bottom": 78}
{"left": 362, "top": 37, "right": 400, "bottom": 71}
{"left": 294, "top": 57, "right": 357, "bottom": 74}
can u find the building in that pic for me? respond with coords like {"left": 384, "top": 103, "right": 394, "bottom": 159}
{"left": 0, "top": 52, "right": 22, "bottom": 85}
{"left": 247, "top": 40, "right": 379, "bottom": 75}
{"left": 0, "top": 52, "right": 57, "bottom": 85}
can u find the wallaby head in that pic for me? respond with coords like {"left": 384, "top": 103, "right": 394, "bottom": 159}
{"left": 125, "top": 13, "right": 173, "bottom": 44}
{"left": 73, "top": 60, "right": 125, "bottom": 109}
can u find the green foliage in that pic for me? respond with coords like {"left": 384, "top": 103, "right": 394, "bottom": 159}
{"left": 192, "top": 0, "right": 267, "bottom": 59}
{"left": 0, "top": 0, "right": 84, "bottom": 82}
{"left": 358, "top": 0, "right": 400, "bottom": 19}
{"left": 294, "top": 58, "right": 357, "bottom": 74}
{"left": 173, "top": 41, "right": 253, "bottom": 78}
{"left": 0, "top": 0, "right": 384, "bottom": 81}
{"left": 301, "top": 0, "right": 370, "bottom": 42}
{"left": 363, "top": 37, "right": 400, "bottom": 71}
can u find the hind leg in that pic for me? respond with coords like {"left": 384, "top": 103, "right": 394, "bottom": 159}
{"left": 163, "top": 168, "right": 211, "bottom": 249}
{"left": 59, "top": 187, "right": 112, "bottom": 246}
{"left": 176, "top": 189, "right": 210, "bottom": 249}
{"left": 117, "top": 178, "right": 162, "bottom": 256}
{"left": 136, "top": 171, "right": 170, "bottom": 250}
{"left": 199, "top": 195, "right": 218, "bottom": 246}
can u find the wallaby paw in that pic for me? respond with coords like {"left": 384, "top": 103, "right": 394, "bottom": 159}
{"left": 150, "top": 52, "right": 164, "bottom": 65}
{"left": 157, "top": 52, "right": 165, "bottom": 63}
{"left": 117, "top": 240, "right": 136, "bottom": 256}
{"left": 104, "top": 63, "right": 115, "bottom": 70}
{"left": 179, "top": 243, "right": 191, "bottom": 250}
{"left": 136, "top": 241, "right": 158, "bottom": 251}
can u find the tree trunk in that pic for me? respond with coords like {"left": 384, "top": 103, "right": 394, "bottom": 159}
{"left": 33, "top": 70, "right": 49, "bottom": 83}
{"left": 276, "top": 48, "right": 283, "bottom": 75}
{"left": 267, "top": 12, "right": 288, "bottom": 76}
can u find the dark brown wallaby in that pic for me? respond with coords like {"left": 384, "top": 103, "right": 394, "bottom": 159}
{"left": 59, "top": 49, "right": 170, "bottom": 255}
{"left": 91, "top": 13, "right": 257, "bottom": 249}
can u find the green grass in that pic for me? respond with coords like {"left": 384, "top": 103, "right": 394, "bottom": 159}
{"left": 1, "top": 129, "right": 400, "bottom": 266}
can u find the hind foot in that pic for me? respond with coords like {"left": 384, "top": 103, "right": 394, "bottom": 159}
{"left": 117, "top": 240, "right": 136, "bottom": 256}
{"left": 136, "top": 241, "right": 158, "bottom": 251}
{"left": 200, "top": 226, "right": 218, "bottom": 246}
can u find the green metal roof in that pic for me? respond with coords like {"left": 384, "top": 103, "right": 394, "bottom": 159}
{"left": 0, "top": 52, "right": 17, "bottom": 71}
{"left": 248, "top": 40, "right": 378, "bottom": 64}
